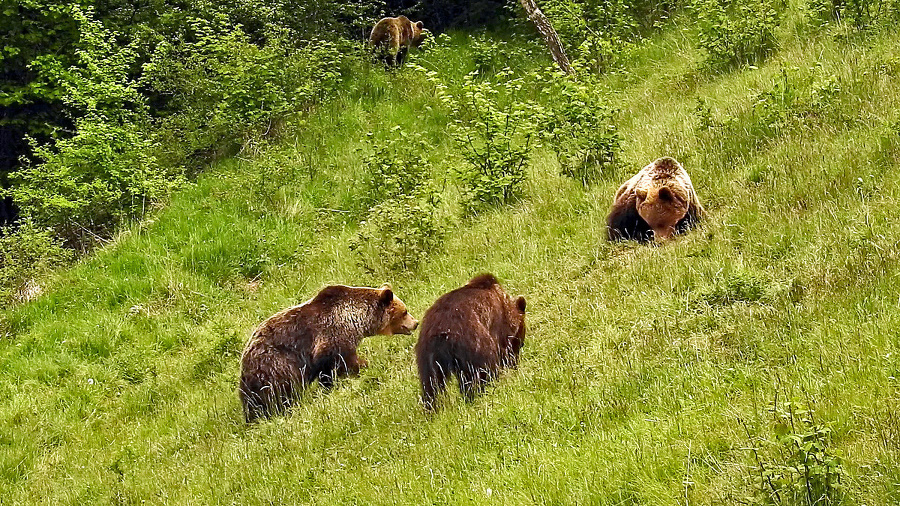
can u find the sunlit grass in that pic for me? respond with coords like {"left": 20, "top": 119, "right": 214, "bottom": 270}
{"left": 2, "top": 16, "right": 900, "bottom": 504}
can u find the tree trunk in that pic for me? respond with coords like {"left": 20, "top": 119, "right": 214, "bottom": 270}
{"left": 518, "top": 0, "right": 574, "bottom": 75}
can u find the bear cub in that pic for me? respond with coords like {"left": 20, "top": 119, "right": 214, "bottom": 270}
{"left": 239, "top": 284, "right": 418, "bottom": 422}
{"left": 368, "top": 15, "right": 426, "bottom": 67}
{"left": 607, "top": 156, "right": 705, "bottom": 242}
{"left": 415, "top": 274, "right": 527, "bottom": 410}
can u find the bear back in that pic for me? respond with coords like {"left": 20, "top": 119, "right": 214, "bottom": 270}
{"left": 415, "top": 274, "right": 526, "bottom": 409}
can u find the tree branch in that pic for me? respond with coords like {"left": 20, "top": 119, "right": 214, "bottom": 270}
{"left": 518, "top": 0, "right": 575, "bottom": 75}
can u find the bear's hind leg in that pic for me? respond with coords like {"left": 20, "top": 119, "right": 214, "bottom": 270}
{"left": 419, "top": 357, "right": 447, "bottom": 410}
{"left": 455, "top": 364, "right": 491, "bottom": 403}
{"left": 397, "top": 46, "right": 409, "bottom": 66}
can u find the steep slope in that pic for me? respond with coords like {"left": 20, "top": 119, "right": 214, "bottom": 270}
{"left": 2, "top": 20, "right": 900, "bottom": 504}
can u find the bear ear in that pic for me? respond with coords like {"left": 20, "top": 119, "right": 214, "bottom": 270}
{"left": 378, "top": 287, "right": 394, "bottom": 305}
{"left": 635, "top": 189, "right": 648, "bottom": 203}
{"left": 379, "top": 282, "right": 392, "bottom": 291}
{"left": 515, "top": 296, "right": 526, "bottom": 313}
{"left": 416, "top": 21, "right": 424, "bottom": 29}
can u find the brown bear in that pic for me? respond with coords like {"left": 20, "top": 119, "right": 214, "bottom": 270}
{"left": 239, "top": 284, "right": 418, "bottom": 422}
{"left": 415, "top": 274, "right": 527, "bottom": 410}
{"left": 606, "top": 156, "right": 705, "bottom": 243}
{"left": 368, "top": 15, "right": 426, "bottom": 67}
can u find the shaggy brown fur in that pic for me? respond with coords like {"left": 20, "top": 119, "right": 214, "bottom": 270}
{"left": 239, "top": 284, "right": 418, "bottom": 422}
{"left": 415, "top": 274, "right": 527, "bottom": 410}
{"left": 368, "top": 15, "right": 426, "bottom": 67}
{"left": 607, "top": 156, "right": 705, "bottom": 242}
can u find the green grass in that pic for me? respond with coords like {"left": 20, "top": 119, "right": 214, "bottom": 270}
{"left": 3, "top": 12, "right": 900, "bottom": 504}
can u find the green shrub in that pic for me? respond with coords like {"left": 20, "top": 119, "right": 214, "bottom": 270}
{"left": 6, "top": 5, "right": 177, "bottom": 244}
{"left": 349, "top": 195, "right": 445, "bottom": 276}
{"left": 693, "top": 0, "right": 782, "bottom": 70}
{"left": 745, "top": 402, "right": 845, "bottom": 505}
{"left": 747, "top": 69, "right": 803, "bottom": 141}
{"left": 350, "top": 126, "right": 444, "bottom": 276}
{"left": 355, "top": 127, "right": 436, "bottom": 216}
{"left": 471, "top": 35, "right": 511, "bottom": 75}
{"left": 0, "top": 221, "right": 73, "bottom": 304}
{"left": 539, "top": 71, "right": 622, "bottom": 185}
{"left": 444, "top": 70, "right": 541, "bottom": 214}
{"left": 142, "top": 24, "right": 346, "bottom": 169}
{"left": 701, "top": 270, "right": 768, "bottom": 305}
{"left": 807, "top": 0, "right": 899, "bottom": 30}
{"left": 694, "top": 68, "right": 847, "bottom": 165}
{"left": 534, "top": 0, "right": 678, "bottom": 73}
{"left": 10, "top": 117, "right": 177, "bottom": 244}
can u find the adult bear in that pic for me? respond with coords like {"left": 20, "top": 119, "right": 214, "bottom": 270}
{"left": 239, "top": 284, "right": 418, "bottom": 422}
{"left": 415, "top": 274, "right": 527, "bottom": 410}
{"left": 607, "top": 156, "right": 705, "bottom": 242}
{"left": 369, "top": 15, "right": 427, "bottom": 67}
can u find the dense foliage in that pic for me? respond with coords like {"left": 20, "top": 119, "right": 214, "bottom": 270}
{"left": 0, "top": 0, "right": 377, "bottom": 238}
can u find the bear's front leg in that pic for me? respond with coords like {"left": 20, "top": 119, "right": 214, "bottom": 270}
{"left": 345, "top": 352, "right": 367, "bottom": 375}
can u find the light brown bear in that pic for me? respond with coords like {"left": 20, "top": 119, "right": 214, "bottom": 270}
{"left": 606, "top": 156, "right": 705, "bottom": 243}
{"left": 415, "top": 274, "right": 526, "bottom": 411}
{"left": 368, "top": 15, "right": 426, "bottom": 67}
{"left": 239, "top": 284, "right": 418, "bottom": 422}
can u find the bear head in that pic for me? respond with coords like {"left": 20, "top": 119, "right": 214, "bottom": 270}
{"left": 409, "top": 20, "right": 426, "bottom": 47}
{"left": 375, "top": 283, "right": 418, "bottom": 335}
{"left": 504, "top": 294, "right": 527, "bottom": 367}
{"left": 635, "top": 185, "right": 689, "bottom": 241}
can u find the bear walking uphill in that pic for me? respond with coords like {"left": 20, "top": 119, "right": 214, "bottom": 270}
{"left": 415, "top": 274, "right": 527, "bottom": 411}
{"left": 607, "top": 156, "right": 705, "bottom": 243}
{"left": 239, "top": 284, "right": 418, "bottom": 422}
{"left": 369, "top": 15, "right": 426, "bottom": 67}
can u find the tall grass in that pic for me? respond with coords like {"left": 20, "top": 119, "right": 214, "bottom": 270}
{"left": 2, "top": 14, "right": 900, "bottom": 504}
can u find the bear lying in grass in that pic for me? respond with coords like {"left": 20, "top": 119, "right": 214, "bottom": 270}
{"left": 607, "top": 156, "right": 705, "bottom": 242}
{"left": 415, "top": 274, "right": 527, "bottom": 410}
{"left": 368, "top": 15, "right": 426, "bottom": 67}
{"left": 239, "top": 284, "right": 418, "bottom": 422}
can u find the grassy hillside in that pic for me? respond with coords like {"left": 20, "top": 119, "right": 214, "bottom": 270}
{"left": 3, "top": 10, "right": 900, "bottom": 505}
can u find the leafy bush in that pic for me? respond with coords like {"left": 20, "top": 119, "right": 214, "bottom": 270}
{"left": 531, "top": 0, "right": 678, "bottom": 73}
{"left": 807, "top": 0, "right": 899, "bottom": 30}
{"left": 745, "top": 402, "right": 845, "bottom": 505}
{"left": 472, "top": 36, "right": 513, "bottom": 75}
{"left": 10, "top": 118, "right": 177, "bottom": 244}
{"left": 350, "top": 126, "right": 444, "bottom": 276}
{"left": 442, "top": 70, "right": 541, "bottom": 214}
{"left": 747, "top": 69, "right": 803, "bottom": 141}
{"left": 3, "top": 0, "right": 366, "bottom": 247}
{"left": 539, "top": 71, "right": 622, "bottom": 185}
{"left": 694, "top": 68, "right": 847, "bottom": 165}
{"left": 693, "top": 0, "right": 782, "bottom": 70}
{"left": 701, "top": 270, "right": 768, "bottom": 305}
{"left": 7, "top": 5, "right": 178, "bottom": 244}
{"left": 142, "top": 24, "right": 347, "bottom": 170}
{"left": 350, "top": 195, "right": 445, "bottom": 276}
{"left": 0, "top": 221, "right": 72, "bottom": 304}
{"left": 355, "top": 127, "right": 436, "bottom": 216}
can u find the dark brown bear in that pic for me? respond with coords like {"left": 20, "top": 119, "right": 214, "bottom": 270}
{"left": 239, "top": 284, "right": 418, "bottom": 422}
{"left": 415, "top": 274, "right": 526, "bottom": 410}
{"left": 368, "top": 15, "right": 426, "bottom": 67}
{"left": 606, "top": 156, "right": 705, "bottom": 243}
